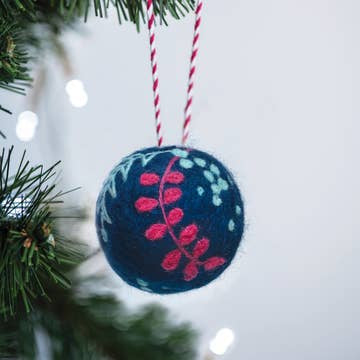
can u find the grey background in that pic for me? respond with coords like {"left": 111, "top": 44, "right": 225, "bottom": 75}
{"left": 2, "top": 0, "right": 359, "bottom": 358}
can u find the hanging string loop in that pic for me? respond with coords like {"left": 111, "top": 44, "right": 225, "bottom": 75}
{"left": 146, "top": 0, "right": 163, "bottom": 147}
{"left": 182, "top": 0, "right": 203, "bottom": 145}
{"left": 146, "top": 0, "right": 204, "bottom": 146}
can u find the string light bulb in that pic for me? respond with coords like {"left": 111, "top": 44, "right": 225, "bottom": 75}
{"left": 65, "top": 79, "right": 88, "bottom": 108}
{"left": 209, "top": 328, "right": 235, "bottom": 356}
{"left": 16, "top": 111, "right": 39, "bottom": 142}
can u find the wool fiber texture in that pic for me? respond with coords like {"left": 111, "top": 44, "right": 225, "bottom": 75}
{"left": 96, "top": 146, "right": 245, "bottom": 294}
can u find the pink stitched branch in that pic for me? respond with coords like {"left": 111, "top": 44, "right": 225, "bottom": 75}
{"left": 135, "top": 156, "right": 226, "bottom": 281}
{"left": 158, "top": 156, "right": 201, "bottom": 264}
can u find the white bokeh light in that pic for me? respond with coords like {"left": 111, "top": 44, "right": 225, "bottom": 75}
{"left": 69, "top": 90, "right": 88, "bottom": 108}
{"left": 65, "top": 79, "right": 88, "bottom": 108}
{"left": 65, "top": 79, "right": 84, "bottom": 95}
{"left": 209, "top": 328, "right": 235, "bottom": 356}
{"left": 16, "top": 110, "right": 39, "bottom": 142}
{"left": 2, "top": 196, "right": 32, "bottom": 218}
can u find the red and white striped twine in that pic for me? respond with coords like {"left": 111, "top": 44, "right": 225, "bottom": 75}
{"left": 146, "top": 0, "right": 204, "bottom": 146}
{"left": 146, "top": 0, "right": 163, "bottom": 147}
{"left": 183, "top": 0, "right": 203, "bottom": 145}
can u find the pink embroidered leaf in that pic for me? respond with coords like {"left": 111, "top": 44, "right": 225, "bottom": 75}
{"left": 184, "top": 262, "right": 199, "bottom": 281}
{"left": 164, "top": 187, "right": 182, "bottom": 204}
{"left": 145, "top": 223, "right": 167, "bottom": 241}
{"left": 167, "top": 208, "right": 184, "bottom": 226}
{"left": 161, "top": 249, "right": 182, "bottom": 271}
{"left": 135, "top": 197, "right": 158, "bottom": 212}
{"left": 165, "top": 171, "right": 184, "bottom": 184}
{"left": 193, "top": 238, "right": 210, "bottom": 258}
{"left": 203, "top": 257, "right": 226, "bottom": 271}
{"left": 179, "top": 224, "right": 198, "bottom": 246}
{"left": 140, "top": 173, "right": 160, "bottom": 186}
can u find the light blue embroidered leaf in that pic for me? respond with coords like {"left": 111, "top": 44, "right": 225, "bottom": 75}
{"left": 204, "top": 170, "right": 215, "bottom": 183}
{"left": 172, "top": 149, "right": 189, "bottom": 158}
{"left": 212, "top": 195, "right": 222, "bottom": 206}
{"left": 179, "top": 158, "right": 194, "bottom": 169}
{"left": 116, "top": 148, "right": 181, "bottom": 182}
{"left": 210, "top": 163, "right": 220, "bottom": 176}
{"left": 211, "top": 183, "right": 221, "bottom": 194}
{"left": 194, "top": 157, "right": 206, "bottom": 167}
{"left": 137, "top": 278, "right": 149, "bottom": 287}
{"left": 218, "top": 178, "right": 229, "bottom": 191}
{"left": 197, "top": 186, "right": 204, "bottom": 196}
{"left": 136, "top": 278, "right": 153, "bottom": 292}
{"left": 228, "top": 219, "right": 235, "bottom": 231}
{"left": 236, "top": 205, "right": 242, "bottom": 215}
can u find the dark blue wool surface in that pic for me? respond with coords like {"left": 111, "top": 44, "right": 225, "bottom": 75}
{"left": 96, "top": 146, "right": 245, "bottom": 294}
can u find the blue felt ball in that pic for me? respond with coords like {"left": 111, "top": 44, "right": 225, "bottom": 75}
{"left": 96, "top": 146, "right": 245, "bottom": 294}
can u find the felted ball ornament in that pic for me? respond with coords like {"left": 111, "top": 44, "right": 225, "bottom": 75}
{"left": 96, "top": 146, "right": 244, "bottom": 294}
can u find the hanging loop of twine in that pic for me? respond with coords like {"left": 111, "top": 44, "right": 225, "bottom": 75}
{"left": 146, "top": 0, "right": 163, "bottom": 146}
{"left": 146, "top": 0, "right": 204, "bottom": 146}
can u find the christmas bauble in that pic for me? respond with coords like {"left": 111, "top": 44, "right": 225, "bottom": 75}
{"left": 96, "top": 146, "right": 244, "bottom": 294}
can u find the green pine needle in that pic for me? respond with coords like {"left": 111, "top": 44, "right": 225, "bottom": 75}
{"left": 0, "top": 18, "right": 31, "bottom": 90}
{"left": 0, "top": 276, "right": 197, "bottom": 359}
{"left": 0, "top": 146, "right": 81, "bottom": 318}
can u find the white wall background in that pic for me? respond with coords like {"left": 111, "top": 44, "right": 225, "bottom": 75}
{"left": 2, "top": 0, "right": 360, "bottom": 358}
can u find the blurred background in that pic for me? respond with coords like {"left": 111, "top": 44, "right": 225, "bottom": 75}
{"left": 1, "top": 0, "right": 360, "bottom": 359}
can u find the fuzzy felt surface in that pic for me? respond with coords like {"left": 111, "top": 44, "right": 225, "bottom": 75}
{"left": 96, "top": 146, "right": 245, "bottom": 294}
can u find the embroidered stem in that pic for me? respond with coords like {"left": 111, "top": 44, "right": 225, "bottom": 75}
{"left": 158, "top": 156, "right": 202, "bottom": 265}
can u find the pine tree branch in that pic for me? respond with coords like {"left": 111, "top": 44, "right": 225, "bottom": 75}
{"left": 0, "top": 18, "right": 31, "bottom": 95}
{"left": 0, "top": 147, "right": 82, "bottom": 318}
{"left": 0, "top": 274, "right": 197, "bottom": 359}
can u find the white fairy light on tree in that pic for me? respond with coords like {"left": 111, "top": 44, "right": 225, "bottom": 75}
{"left": 16, "top": 111, "right": 39, "bottom": 142}
{"left": 65, "top": 79, "right": 88, "bottom": 108}
{"left": 209, "top": 328, "right": 235, "bottom": 356}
